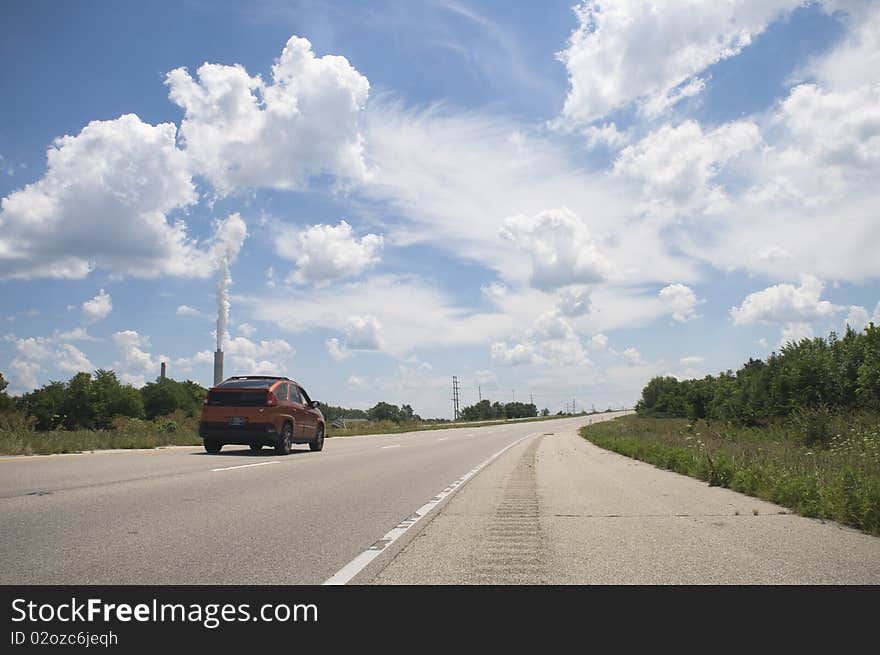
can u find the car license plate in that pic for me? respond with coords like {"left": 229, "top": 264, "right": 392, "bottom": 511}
{"left": 228, "top": 417, "right": 246, "bottom": 426}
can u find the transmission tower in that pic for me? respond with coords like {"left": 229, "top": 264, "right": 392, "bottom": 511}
{"left": 452, "top": 376, "right": 461, "bottom": 420}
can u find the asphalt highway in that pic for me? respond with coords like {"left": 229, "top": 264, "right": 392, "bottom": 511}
{"left": 2, "top": 412, "right": 878, "bottom": 584}
{"left": 0, "top": 416, "right": 603, "bottom": 584}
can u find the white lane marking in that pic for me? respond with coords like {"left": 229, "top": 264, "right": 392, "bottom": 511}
{"left": 323, "top": 431, "right": 537, "bottom": 585}
{"left": 211, "top": 461, "right": 280, "bottom": 472}
{"left": 381, "top": 445, "right": 402, "bottom": 449}
{"left": 436, "top": 437, "right": 448, "bottom": 441}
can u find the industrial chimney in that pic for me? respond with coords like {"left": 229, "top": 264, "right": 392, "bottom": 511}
{"left": 160, "top": 362, "right": 166, "bottom": 380}
{"left": 213, "top": 349, "right": 224, "bottom": 386}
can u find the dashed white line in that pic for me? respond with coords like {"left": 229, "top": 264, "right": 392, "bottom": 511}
{"left": 211, "top": 461, "right": 280, "bottom": 472}
{"left": 323, "top": 432, "right": 537, "bottom": 585}
{"left": 381, "top": 445, "right": 402, "bottom": 449}
{"left": 436, "top": 437, "right": 448, "bottom": 441}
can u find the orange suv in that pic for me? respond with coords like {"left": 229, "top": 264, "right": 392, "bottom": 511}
{"left": 199, "top": 376, "right": 325, "bottom": 455}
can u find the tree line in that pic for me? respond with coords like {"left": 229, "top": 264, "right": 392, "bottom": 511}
{"left": 636, "top": 324, "right": 880, "bottom": 423}
{"left": 0, "top": 370, "right": 206, "bottom": 431}
{"left": 319, "top": 401, "right": 421, "bottom": 423}
{"left": 458, "top": 399, "right": 540, "bottom": 421}
{"left": 0, "top": 371, "right": 435, "bottom": 430}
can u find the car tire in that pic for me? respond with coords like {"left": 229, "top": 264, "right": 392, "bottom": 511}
{"left": 249, "top": 443, "right": 262, "bottom": 453}
{"left": 310, "top": 424, "right": 325, "bottom": 452}
{"left": 204, "top": 439, "right": 222, "bottom": 454}
{"left": 275, "top": 422, "right": 293, "bottom": 455}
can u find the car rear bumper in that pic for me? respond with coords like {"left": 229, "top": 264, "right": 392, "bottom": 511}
{"left": 199, "top": 421, "right": 278, "bottom": 444}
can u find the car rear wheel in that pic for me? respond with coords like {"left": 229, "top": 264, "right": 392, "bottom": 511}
{"left": 204, "top": 439, "right": 222, "bottom": 454}
{"left": 275, "top": 422, "right": 293, "bottom": 455}
{"left": 249, "top": 443, "right": 262, "bottom": 453}
{"left": 310, "top": 425, "right": 325, "bottom": 452}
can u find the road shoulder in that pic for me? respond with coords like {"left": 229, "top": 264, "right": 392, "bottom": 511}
{"left": 367, "top": 424, "right": 880, "bottom": 584}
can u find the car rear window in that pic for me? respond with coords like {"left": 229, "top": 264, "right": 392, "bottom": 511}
{"left": 207, "top": 390, "right": 268, "bottom": 406}
{"left": 216, "top": 379, "right": 278, "bottom": 389}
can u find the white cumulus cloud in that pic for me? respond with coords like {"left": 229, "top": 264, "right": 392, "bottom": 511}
{"left": 82, "top": 289, "right": 112, "bottom": 323}
{"left": 844, "top": 305, "right": 870, "bottom": 332}
{"left": 659, "top": 284, "right": 702, "bottom": 322}
{"left": 325, "top": 337, "right": 351, "bottom": 361}
{"left": 490, "top": 341, "right": 539, "bottom": 366}
{"left": 223, "top": 336, "right": 295, "bottom": 377}
{"left": 279, "top": 220, "right": 383, "bottom": 286}
{"left": 557, "top": 0, "right": 803, "bottom": 124}
{"left": 176, "top": 305, "right": 207, "bottom": 318}
{"left": 622, "top": 347, "right": 646, "bottom": 366}
{"left": 112, "top": 330, "right": 156, "bottom": 384}
{"left": 166, "top": 36, "right": 370, "bottom": 195}
{"left": 780, "top": 322, "right": 814, "bottom": 347}
{"left": 500, "top": 207, "right": 613, "bottom": 291}
{"left": 557, "top": 286, "right": 593, "bottom": 317}
{"left": 56, "top": 344, "right": 94, "bottom": 374}
{"left": 344, "top": 315, "right": 383, "bottom": 351}
{"left": 614, "top": 120, "right": 761, "bottom": 217}
{"left": 54, "top": 327, "right": 96, "bottom": 342}
{"left": 0, "top": 114, "right": 231, "bottom": 280}
{"left": 237, "top": 323, "right": 256, "bottom": 337}
{"left": 730, "top": 275, "right": 838, "bottom": 325}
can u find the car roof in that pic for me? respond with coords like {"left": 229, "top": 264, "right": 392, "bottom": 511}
{"left": 214, "top": 376, "right": 300, "bottom": 389}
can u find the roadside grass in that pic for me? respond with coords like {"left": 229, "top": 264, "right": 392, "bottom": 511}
{"left": 0, "top": 411, "right": 593, "bottom": 456}
{"left": 0, "top": 427, "right": 201, "bottom": 456}
{"left": 580, "top": 416, "right": 880, "bottom": 536}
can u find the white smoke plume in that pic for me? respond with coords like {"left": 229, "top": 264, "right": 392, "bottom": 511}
{"left": 211, "top": 213, "right": 248, "bottom": 351}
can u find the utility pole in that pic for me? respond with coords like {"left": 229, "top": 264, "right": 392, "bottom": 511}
{"left": 572, "top": 397, "right": 576, "bottom": 414}
{"left": 452, "top": 376, "right": 461, "bottom": 420}
{"left": 512, "top": 389, "right": 516, "bottom": 402}
{"left": 478, "top": 385, "right": 482, "bottom": 402}
{"left": 530, "top": 393, "right": 534, "bottom": 406}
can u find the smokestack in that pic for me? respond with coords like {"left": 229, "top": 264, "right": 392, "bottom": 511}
{"left": 213, "top": 349, "right": 224, "bottom": 386}
{"left": 160, "top": 362, "right": 166, "bottom": 380}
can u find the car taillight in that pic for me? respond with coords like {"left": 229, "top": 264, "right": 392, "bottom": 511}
{"left": 266, "top": 391, "right": 278, "bottom": 407}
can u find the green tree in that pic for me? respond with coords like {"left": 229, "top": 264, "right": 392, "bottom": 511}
{"left": 367, "top": 401, "right": 402, "bottom": 422}
{"left": 856, "top": 323, "right": 880, "bottom": 410}
{"left": 19, "top": 381, "right": 68, "bottom": 430}
{"left": 502, "top": 402, "right": 537, "bottom": 419}
{"left": 636, "top": 376, "right": 690, "bottom": 417}
{"left": 319, "top": 404, "right": 368, "bottom": 422}
{"left": 60, "top": 372, "right": 97, "bottom": 429}
{"left": 460, "top": 399, "right": 499, "bottom": 421}
{"left": 0, "top": 372, "right": 14, "bottom": 413}
{"left": 141, "top": 377, "right": 205, "bottom": 420}
{"left": 92, "top": 370, "right": 143, "bottom": 428}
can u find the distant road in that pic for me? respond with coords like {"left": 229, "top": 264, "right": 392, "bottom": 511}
{"left": 2, "top": 413, "right": 878, "bottom": 584}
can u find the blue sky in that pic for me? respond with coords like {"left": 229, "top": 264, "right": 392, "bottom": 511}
{"left": 1, "top": 0, "right": 879, "bottom": 417}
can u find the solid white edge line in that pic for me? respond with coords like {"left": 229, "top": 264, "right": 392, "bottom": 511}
{"left": 322, "top": 431, "right": 537, "bottom": 585}
{"left": 211, "top": 461, "right": 280, "bottom": 472}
